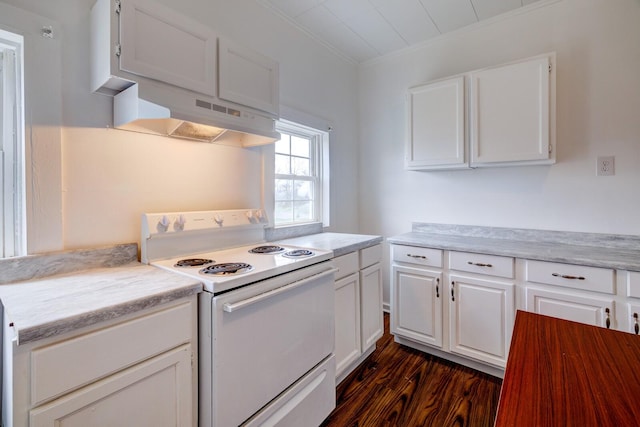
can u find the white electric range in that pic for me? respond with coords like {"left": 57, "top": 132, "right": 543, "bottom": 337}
{"left": 141, "top": 209, "right": 337, "bottom": 427}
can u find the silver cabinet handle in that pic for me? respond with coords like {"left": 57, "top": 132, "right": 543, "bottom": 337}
{"left": 605, "top": 308, "right": 611, "bottom": 329}
{"left": 552, "top": 273, "right": 585, "bottom": 280}
{"left": 467, "top": 261, "right": 492, "bottom": 268}
{"left": 223, "top": 268, "right": 338, "bottom": 313}
{"left": 634, "top": 313, "right": 639, "bottom": 335}
{"left": 407, "top": 254, "right": 427, "bottom": 259}
{"left": 451, "top": 281, "right": 455, "bottom": 302}
{"left": 436, "top": 278, "right": 440, "bottom": 298}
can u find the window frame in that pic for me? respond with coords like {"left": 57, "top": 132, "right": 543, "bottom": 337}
{"left": 263, "top": 116, "right": 330, "bottom": 229}
{"left": 0, "top": 29, "right": 25, "bottom": 258}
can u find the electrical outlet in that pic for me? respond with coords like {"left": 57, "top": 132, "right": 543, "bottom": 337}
{"left": 597, "top": 156, "right": 615, "bottom": 176}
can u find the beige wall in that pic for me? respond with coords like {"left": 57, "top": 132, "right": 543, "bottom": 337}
{"left": 0, "top": 0, "right": 360, "bottom": 252}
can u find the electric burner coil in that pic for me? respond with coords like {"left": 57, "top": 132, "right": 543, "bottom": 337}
{"left": 248, "top": 245, "right": 286, "bottom": 254}
{"left": 175, "top": 258, "right": 214, "bottom": 267}
{"left": 200, "top": 262, "right": 254, "bottom": 276}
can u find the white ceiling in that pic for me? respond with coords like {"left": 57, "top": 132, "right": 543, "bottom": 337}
{"left": 256, "top": 0, "right": 543, "bottom": 63}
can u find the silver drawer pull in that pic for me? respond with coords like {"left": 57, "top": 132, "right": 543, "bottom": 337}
{"left": 407, "top": 254, "right": 427, "bottom": 260}
{"left": 552, "top": 273, "right": 585, "bottom": 280}
{"left": 467, "top": 261, "right": 492, "bottom": 268}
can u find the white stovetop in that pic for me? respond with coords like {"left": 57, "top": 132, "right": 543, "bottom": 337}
{"left": 151, "top": 243, "right": 333, "bottom": 294}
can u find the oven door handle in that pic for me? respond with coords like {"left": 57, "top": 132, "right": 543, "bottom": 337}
{"left": 222, "top": 268, "right": 339, "bottom": 313}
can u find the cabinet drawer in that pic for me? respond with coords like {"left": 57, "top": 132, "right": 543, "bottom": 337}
{"left": 392, "top": 245, "right": 442, "bottom": 268}
{"left": 30, "top": 299, "right": 194, "bottom": 405}
{"left": 626, "top": 271, "right": 640, "bottom": 299}
{"left": 525, "top": 260, "right": 615, "bottom": 294}
{"left": 449, "top": 251, "right": 514, "bottom": 278}
{"left": 334, "top": 252, "right": 359, "bottom": 280}
{"left": 360, "top": 244, "right": 382, "bottom": 269}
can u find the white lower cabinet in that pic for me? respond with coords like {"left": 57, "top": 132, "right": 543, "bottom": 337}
{"left": 334, "top": 244, "right": 383, "bottom": 383}
{"left": 334, "top": 271, "right": 361, "bottom": 376}
{"left": 391, "top": 242, "right": 640, "bottom": 375}
{"left": 391, "top": 264, "right": 442, "bottom": 348}
{"left": 525, "top": 285, "right": 614, "bottom": 328}
{"left": 449, "top": 274, "right": 514, "bottom": 367}
{"left": 523, "top": 259, "right": 615, "bottom": 329}
{"left": 391, "top": 245, "right": 514, "bottom": 375}
{"left": 29, "top": 345, "right": 192, "bottom": 427}
{"left": 5, "top": 296, "right": 198, "bottom": 427}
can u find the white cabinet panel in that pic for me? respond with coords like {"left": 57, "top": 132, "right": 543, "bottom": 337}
{"left": 29, "top": 345, "right": 193, "bottom": 427}
{"left": 525, "top": 285, "right": 614, "bottom": 328}
{"left": 119, "top": 0, "right": 217, "bottom": 96}
{"left": 525, "top": 260, "right": 615, "bottom": 294}
{"left": 406, "top": 76, "right": 466, "bottom": 170}
{"left": 391, "top": 265, "right": 443, "bottom": 347}
{"left": 218, "top": 37, "right": 279, "bottom": 116}
{"left": 449, "top": 251, "right": 514, "bottom": 279}
{"left": 626, "top": 271, "right": 640, "bottom": 298}
{"left": 449, "top": 275, "right": 514, "bottom": 367}
{"left": 360, "top": 263, "right": 383, "bottom": 350}
{"left": 30, "top": 301, "right": 193, "bottom": 405}
{"left": 470, "top": 55, "right": 554, "bottom": 166}
{"left": 627, "top": 303, "right": 640, "bottom": 335}
{"left": 334, "top": 273, "right": 361, "bottom": 378}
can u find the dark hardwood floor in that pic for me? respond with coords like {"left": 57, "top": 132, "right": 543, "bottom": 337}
{"left": 321, "top": 314, "right": 502, "bottom": 427}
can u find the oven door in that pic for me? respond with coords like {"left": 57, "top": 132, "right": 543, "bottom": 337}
{"left": 201, "top": 261, "right": 336, "bottom": 427}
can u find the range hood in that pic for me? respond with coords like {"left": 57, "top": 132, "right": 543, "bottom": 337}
{"left": 113, "top": 83, "right": 280, "bottom": 147}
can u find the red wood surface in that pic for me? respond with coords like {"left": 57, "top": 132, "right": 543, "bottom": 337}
{"left": 495, "top": 310, "right": 640, "bottom": 427}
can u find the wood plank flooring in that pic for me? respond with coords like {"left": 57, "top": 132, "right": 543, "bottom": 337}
{"left": 321, "top": 314, "right": 502, "bottom": 427}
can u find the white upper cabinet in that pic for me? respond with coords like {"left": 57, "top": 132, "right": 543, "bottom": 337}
{"left": 218, "top": 37, "right": 280, "bottom": 116}
{"left": 91, "top": 0, "right": 217, "bottom": 96}
{"left": 405, "top": 53, "right": 555, "bottom": 170}
{"left": 91, "top": 0, "right": 280, "bottom": 116}
{"left": 406, "top": 76, "right": 466, "bottom": 170}
{"left": 470, "top": 55, "right": 555, "bottom": 167}
{"left": 119, "top": 0, "right": 217, "bottom": 96}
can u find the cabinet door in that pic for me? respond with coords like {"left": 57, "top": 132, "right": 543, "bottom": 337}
{"left": 449, "top": 275, "right": 514, "bottom": 367}
{"left": 218, "top": 37, "right": 279, "bottom": 116}
{"left": 406, "top": 76, "right": 466, "bottom": 170}
{"left": 119, "top": 0, "right": 217, "bottom": 96}
{"left": 470, "top": 55, "right": 553, "bottom": 166}
{"left": 526, "top": 286, "right": 615, "bottom": 329}
{"left": 360, "top": 263, "right": 383, "bottom": 351}
{"left": 30, "top": 345, "right": 193, "bottom": 427}
{"left": 334, "top": 272, "right": 361, "bottom": 378}
{"left": 627, "top": 303, "right": 640, "bottom": 335}
{"left": 391, "top": 265, "right": 443, "bottom": 348}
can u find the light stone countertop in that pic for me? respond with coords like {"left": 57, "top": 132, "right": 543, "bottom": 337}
{"left": 389, "top": 224, "right": 640, "bottom": 271}
{"left": 0, "top": 263, "right": 202, "bottom": 345}
{"left": 276, "top": 232, "right": 383, "bottom": 257}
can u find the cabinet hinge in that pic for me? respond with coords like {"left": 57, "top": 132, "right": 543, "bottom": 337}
{"left": 548, "top": 144, "right": 552, "bottom": 154}
{"left": 115, "top": 0, "right": 121, "bottom": 14}
{"left": 115, "top": 43, "right": 121, "bottom": 57}
{"left": 548, "top": 64, "right": 552, "bottom": 73}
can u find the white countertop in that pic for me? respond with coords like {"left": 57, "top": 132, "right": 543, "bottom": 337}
{"left": 0, "top": 263, "right": 202, "bottom": 345}
{"left": 276, "top": 232, "right": 383, "bottom": 257}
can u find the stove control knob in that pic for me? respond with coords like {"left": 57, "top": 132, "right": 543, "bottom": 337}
{"left": 157, "top": 215, "right": 170, "bottom": 233}
{"left": 245, "top": 210, "right": 256, "bottom": 223}
{"left": 255, "top": 210, "right": 267, "bottom": 223}
{"left": 173, "top": 214, "right": 186, "bottom": 231}
{"left": 214, "top": 214, "right": 224, "bottom": 227}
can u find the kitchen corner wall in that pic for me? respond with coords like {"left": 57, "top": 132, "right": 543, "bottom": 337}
{"left": 357, "top": 0, "right": 640, "bottom": 306}
{"left": 0, "top": 0, "right": 359, "bottom": 252}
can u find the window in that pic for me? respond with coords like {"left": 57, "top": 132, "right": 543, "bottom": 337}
{"left": 0, "top": 29, "right": 25, "bottom": 258}
{"left": 272, "top": 119, "right": 329, "bottom": 227}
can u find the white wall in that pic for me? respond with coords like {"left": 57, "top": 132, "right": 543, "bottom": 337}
{"left": 358, "top": 0, "right": 640, "bottom": 304}
{"left": 0, "top": 0, "right": 359, "bottom": 252}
